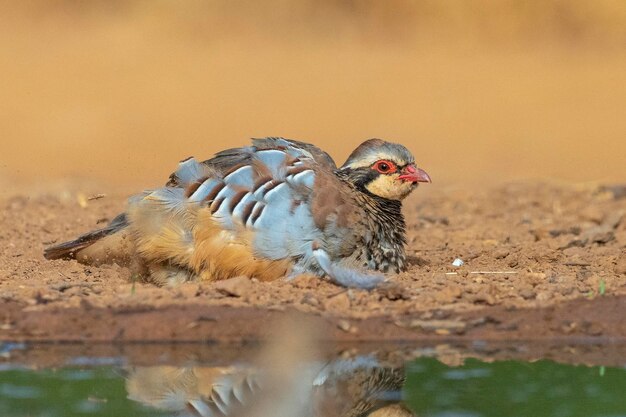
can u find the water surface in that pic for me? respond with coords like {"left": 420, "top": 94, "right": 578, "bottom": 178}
{"left": 2, "top": 343, "right": 625, "bottom": 417}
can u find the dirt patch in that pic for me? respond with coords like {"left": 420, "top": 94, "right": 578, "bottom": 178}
{"left": 1, "top": 181, "right": 625, "bottom": 350}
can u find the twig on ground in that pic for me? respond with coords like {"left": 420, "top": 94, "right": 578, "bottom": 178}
{"left": 445, "top": 271, "right": 519, "bottom": 275}
{"left": 87, "top": 194, "right": 106, "bottom": 201}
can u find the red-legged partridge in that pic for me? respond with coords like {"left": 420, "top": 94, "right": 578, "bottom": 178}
{"left": 44, "top": 137, "right": 431, "bottom": 289}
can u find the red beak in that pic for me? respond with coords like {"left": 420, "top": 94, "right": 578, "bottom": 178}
{"left": 398, "top": 165, "right": 431, "bottom": 183}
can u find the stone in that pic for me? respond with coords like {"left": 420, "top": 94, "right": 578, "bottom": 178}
{"left": 377, "top": 282, "right": 410, "bottom": 301}
{"left": 493, "top": 248, "right": 510, "bottom": 259}
{"left": 580, "top": 206, "right": 604, "bottom": 223}
{"left": 470, "top": 292, "right": 497, "bottom": 305}
{"left": 395, "top": 318, "right": 467, "bottom": 334}
{"left": 336, "top": 320, "right": 357, "bottom": 333}
{"left": 522, "top": 272, "right": 546, "bottom": 286}
{"left": 602, "top": 210, "right": 624, "bottom": 229}
{"left": 507, "top": 255, "right": 519, "bottom": 268}
{"left": 213, "top": 276, "right": 253, "bottom": 297}
{"left": 535, "top": 291, "right": 552, "bottom": 302}
{"left": 564, "top": 254, "right": 591, "bottom": 266}
{"left": 323, "top": 292, "right": 351, "bottom": 312}
{"left": 301, "top": 293, "right": 320, "bottom": 307}
{"left": 580, "top": 225, "right": 615, "bottom": 245}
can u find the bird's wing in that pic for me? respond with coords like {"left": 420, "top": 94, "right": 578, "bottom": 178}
{"left": 166, "top": 137, "right": 337, "bottom": 187}
{"left": 128, "top": 139, "right": 329, "bottom": 278}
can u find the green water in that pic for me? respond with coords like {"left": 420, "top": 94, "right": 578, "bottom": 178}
{"left": 0, "top": 367, "right": 169, "bottom": 417}
{"left": 1, "top": 355, "right": 625, "bottom": 417}
{"left": 404, "top": 358, "right": 626, "bottom": 417}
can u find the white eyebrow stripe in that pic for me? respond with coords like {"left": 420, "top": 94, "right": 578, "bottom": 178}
{"left": 345, "top": 154, "right": 409, "bottom": 169}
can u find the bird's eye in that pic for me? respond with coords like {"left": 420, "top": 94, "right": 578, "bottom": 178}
{"left": 373, "top": 160, "right": 396, "bottom": 174}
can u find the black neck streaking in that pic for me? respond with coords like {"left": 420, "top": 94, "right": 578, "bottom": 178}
{"left": 336, "top": 168, "right": 408, "bottom": 273}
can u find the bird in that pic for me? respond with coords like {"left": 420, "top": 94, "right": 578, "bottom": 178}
{"left": 123, "top": 317, "right": 416, "bottom": 417}
{"left": 125, "top": 357, "right": 412, "bottom": 417}
{"left": 44, "top": 137, "right": 431, "bottom": 289}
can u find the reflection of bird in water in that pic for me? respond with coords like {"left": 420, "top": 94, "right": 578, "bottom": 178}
{"left": 126, "top": 365, "right": 260, "bottom": 416}
{"left": 313, "top": 356, "right": 410, "bottom": 417}
{"left": 125, "top": 319, "right": 416, "bottom": 417}
{"left": 125, "top": 358, "right": 414, "bottom": 417}
{"left": 45, "top": 137, "right": 430, "bottom": 289}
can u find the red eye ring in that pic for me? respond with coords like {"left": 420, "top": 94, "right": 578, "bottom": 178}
{"left": 373, "top": 160, "right": 397, "bottom": 174}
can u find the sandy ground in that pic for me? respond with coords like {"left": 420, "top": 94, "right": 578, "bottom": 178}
{"left": 1, "top": 180, "right": 625, "bottom": 360}
{"left": 1, "top": 2, "right": 626, "bottom": 366}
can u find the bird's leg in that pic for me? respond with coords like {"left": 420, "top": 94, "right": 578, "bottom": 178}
{"left": 311, "top": 244, "right": 385, "bottom": 290}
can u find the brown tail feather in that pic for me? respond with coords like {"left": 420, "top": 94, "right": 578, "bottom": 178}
{"left": 44, "top": 213, "right": 130, "bottom": 262}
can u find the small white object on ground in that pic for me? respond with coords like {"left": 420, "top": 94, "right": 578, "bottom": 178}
{"left": 452, "top": 258, "right": 464, "bottom": 267}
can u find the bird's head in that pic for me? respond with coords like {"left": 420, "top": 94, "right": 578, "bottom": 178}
{"left": 339, "top": 139, "right": 431, "bottom": 201}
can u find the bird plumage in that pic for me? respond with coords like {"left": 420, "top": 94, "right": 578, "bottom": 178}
{"left": 44, "top": 137, "right": 430, "bottom": 289}
{"left": 125, "top": 358, "right": 411, "bottom": 417}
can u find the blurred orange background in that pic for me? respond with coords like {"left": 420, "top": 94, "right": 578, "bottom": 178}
{"left": 1, "top": 0, "right": 625, "bottom": 194}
